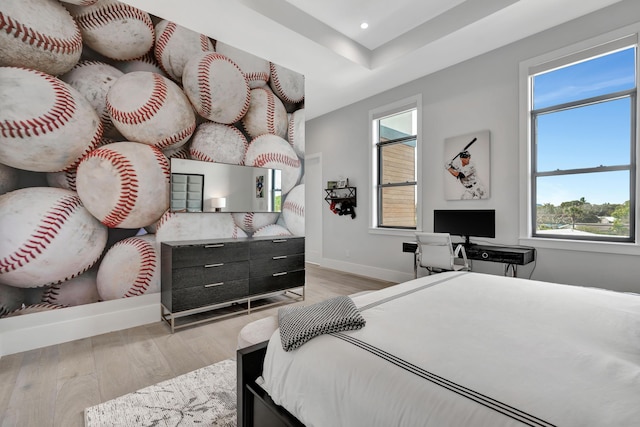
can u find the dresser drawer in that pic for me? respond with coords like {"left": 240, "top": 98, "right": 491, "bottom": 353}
{"left": 250, "top": 238, "right": 304, "bottom": 259}
{"left": 172, "top": 261, "right": 249, "bottom": 289}
{"left": 171, "top": 242, "right": 250, "bottom": 268}
{"left": 249, "top": 254, "right": 304, "bottom": 277}
{"left": 250, "top": 270, "right": 305, "bottom": 296}
{"left": 170, "top": 279, "right": 249, "bottom": 312}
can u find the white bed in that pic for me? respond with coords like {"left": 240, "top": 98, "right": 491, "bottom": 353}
{"left": 257, "top": 271, "right": 640, "bottom": 427}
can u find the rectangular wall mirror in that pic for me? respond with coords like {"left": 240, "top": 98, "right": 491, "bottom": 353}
{"left": 170, "top": 158, "right": 282, "bottom": 213}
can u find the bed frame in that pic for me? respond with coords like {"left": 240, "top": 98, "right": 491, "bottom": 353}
{"left": 237, "top": 341, "right": 305, "bottom": 427}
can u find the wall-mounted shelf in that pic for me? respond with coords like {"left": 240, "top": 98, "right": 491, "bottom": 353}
{"left": 324, "top": 186, "right": 357, "bottom": 207}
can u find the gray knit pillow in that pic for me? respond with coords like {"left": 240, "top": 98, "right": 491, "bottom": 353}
{"left": 278, "top": 296, "right": 366, "bottom": 351}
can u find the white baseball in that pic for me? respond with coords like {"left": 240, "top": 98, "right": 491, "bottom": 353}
{"left": 182, "top": 52, "right": 251, "bottom": 124}
{"left": 66, "top": 0, "right": 154, "bottom": 61}
{"left": 107, "top": 71, "right": 196, "bottom": 151}
{"left": 190, "top": 122, "right": 248, "bottom": 165}
{"left": 96, "top": 234, "right": 160, "bottom": 300}
{"left": 154, "top": 20, "right": 214, "bottom": 82}
{"left": 76, "top": 141, "right": 170, "bottom": 229}
{"left": 269, "top": 62, "right": 305, "bottom": 104}
{"left": 0, "top": 163, "right": 20, "bottom": 195}
{"left": 0, "top": 67, "right": 103, "bottom": 172}
{"left": 112, "top": 53, "right": 168, "bottom": 77}
{"left": 0, "top": 187, "right": 108, "bottom": 288}
{"left": 231, "top": 212, "right": 280, "bottom": 234}
{"left": 155, "top": 211, "right": 247, "bottom": 243}
{"left": 42, "top": 268, "right": 100, "bottom": 306}
{"left": 282, "top": 184, "right": 305, "bottom": 236}
{"left": 245, "top": 134, "right": 301, "bottom": 195}
{"left": 288, "top": 108, "right": 305, "bottom": 159}
{"left": 0, "top": 283, "right": 25, "bottom": 318}
{"left": 252, "top": 224, "right": 292, "bottom": 237}
{"left": 0, "top": 0, "right": 82, "bottom": 76}
{"left": 60, "top": 60, "right": 124, "bottom": 139}
{"left": 241, "top": 87, "right": 289, "bottom": 139}
{"left": 215, "top": 41, "right": 270, "bottom": 88}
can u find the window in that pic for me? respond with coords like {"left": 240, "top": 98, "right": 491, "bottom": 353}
{"left": 370, "top": 96, "right": 421, "bottom": 230}
{"left": 525, "top": 34, "right": 637, "bottom": 243}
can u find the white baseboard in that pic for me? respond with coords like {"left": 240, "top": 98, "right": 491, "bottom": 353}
{"left": 318, "top": 257, "right": 412, "bottom": 284}
{"left": 0, "top": 293, "right": 160, "bottom": 357}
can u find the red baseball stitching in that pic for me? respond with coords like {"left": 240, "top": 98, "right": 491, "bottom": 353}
{"left": 83, "top": 147, "right": 138, "bottom": 227}
{"left": 262, "top": 88, "right": 277, "bottom": 135}
{"left": 61, "top": 169, "right": 78, "bottom": 191}
{"left": 288, "top": 113, "right": 296, "bottom": 143}
{"left": 120, "top": 238, "right": 156, "bottom": 297}
{"left": 283, "top": 201, "right": 304, "bottom": 218}
{"left": 73, "top": 2, "right": 153, "bottom": 35}
{"left": 0, "top": 194, "right": 82, "bottom": 273}
{"left": 154, "top": 122, "right": 196, "bottom": 151}
{"left": 0, "top": 11, "right": 82, "bottom": 56}
{"left": 251, "top": 152, "right": 300, "bottom": 169}
{"left": 244, "top": 213, "right": 255, "bottom": 231}
{"left": 0, "top": 69, "right": 77, "bottom": 139}
{"left": 190, "top": 148, "right": 214, "bottom": 163}
{"left": 200, "top": 34, "right": 211, "bottom": 52}
{"left": 150, "top": 145, "right": 171, "bottom": 182}
{"left": 155, "top": 210, "right": 175, "bottom": 232}
{"left": 154, "top": 22, "right": 176, "bottom": 76}
{"left": 43, "top": 284, "right": 62, "bottom": 303}
{"left": 108, "top": 73, "right": 168, "bottom": 125}
{"left": 244, "top": 72, "right": 269, "bottom": 84}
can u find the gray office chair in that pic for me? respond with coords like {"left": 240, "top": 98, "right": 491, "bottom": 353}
{"left": 415, "top": 232, "right": 469, "bottom": 277}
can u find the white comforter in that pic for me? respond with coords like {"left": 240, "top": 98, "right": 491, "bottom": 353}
{"left": 260, "top": 272, "right": 640, "bottom": 427}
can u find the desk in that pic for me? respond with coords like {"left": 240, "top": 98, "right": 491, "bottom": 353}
{"left": 403, "top": 242, "right": 535, "bottom": 277}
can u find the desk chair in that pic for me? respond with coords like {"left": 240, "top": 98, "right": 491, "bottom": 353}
{"left": 415, "top": 232, "right": 469, "bottom": 278}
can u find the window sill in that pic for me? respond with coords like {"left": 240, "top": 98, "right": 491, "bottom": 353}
{"left": 519, "top": 237, "right": 640, "bottom": 256}
{"left": 369, "top": 227, "right": 419, "bottom": 238}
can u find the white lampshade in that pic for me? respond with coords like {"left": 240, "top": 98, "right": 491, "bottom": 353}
{"left": 208, "top": 197, "right": 226, "bottom": 211}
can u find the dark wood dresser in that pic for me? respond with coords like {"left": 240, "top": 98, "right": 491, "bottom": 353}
{"left": 161, "top": 236, "right": 305, "bottom": 332}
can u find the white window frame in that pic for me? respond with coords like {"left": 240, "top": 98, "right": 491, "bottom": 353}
{"left": 368, "top": 94, "right": 422, "bottom": 237}
{"left": 519, "top": 24, "right": 640, "bottom": 255}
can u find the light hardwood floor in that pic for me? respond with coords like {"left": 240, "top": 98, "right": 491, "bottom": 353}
{"left": 0, "top": 264, "right": 395, "bottom": 427}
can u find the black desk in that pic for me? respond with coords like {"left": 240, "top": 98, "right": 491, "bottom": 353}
{"left": 403, "top": 242, "right": 535, "bottom": 277}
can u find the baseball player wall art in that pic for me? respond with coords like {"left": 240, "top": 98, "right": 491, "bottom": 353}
{"left": 444, "top": 131, "right": 491, "bottom": 200}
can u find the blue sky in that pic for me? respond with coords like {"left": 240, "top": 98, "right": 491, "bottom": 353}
{"left": 533, "top": 47, "right": 635, "bottom": 205}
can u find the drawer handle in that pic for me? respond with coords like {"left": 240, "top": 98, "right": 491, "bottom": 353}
{"left": 272, "top": 239, "right": 287, "bottom": 243}
{"left": 204, "top": 282, "right": 224, "bottom": 288}
{"left": 205, "top": 244, "right": 224, "bottom": 248}
{"left": 273, "top": 272, "right": 288, "bottom": 277}
{"left": 204, "top": 263, "right": 224, "bottom": 268}
{"left": 272, "top": 255, "right": 288, "bottom": 260}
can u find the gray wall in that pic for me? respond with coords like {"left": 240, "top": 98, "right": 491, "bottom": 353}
{"left": 307, "top": 0, "right": 640, "bottom": 293}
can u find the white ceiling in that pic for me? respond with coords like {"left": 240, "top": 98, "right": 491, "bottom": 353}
{"left": 125, "top": 0, "right": 623, "bottom": 120}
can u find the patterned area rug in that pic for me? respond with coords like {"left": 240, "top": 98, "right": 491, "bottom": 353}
{"left": 85, "top": 359, "right": 237, "bottom": 427}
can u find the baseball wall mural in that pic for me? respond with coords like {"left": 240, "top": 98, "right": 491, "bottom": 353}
{"left": 0, "top": 0, "right": 305, "bottom": 318}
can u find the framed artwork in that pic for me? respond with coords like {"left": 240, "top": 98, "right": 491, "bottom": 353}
{"left": 337, "top": 179, "right": 348, "bottom": 188}
{"left": 256, "top": 175, "right": 264, "bottom": 198}
{"left": 444, "top": 130, "right": 490, "bottom": 200}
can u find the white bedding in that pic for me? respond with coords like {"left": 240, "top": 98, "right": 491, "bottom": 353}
{"left": 260, "top": 271, "right": 640, "bottom": 427}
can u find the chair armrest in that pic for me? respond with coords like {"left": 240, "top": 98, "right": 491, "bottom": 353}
{"left": 454, "top": 244, "right": 469, "bottom": 267}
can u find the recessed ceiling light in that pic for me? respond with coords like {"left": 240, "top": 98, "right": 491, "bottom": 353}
{"left": 360, "top": 22, "right": 369, "bottom": 30}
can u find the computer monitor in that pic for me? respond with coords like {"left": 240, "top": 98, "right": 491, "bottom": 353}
{"left": 433, "top": 209, "right": 495, "bottom": 246}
